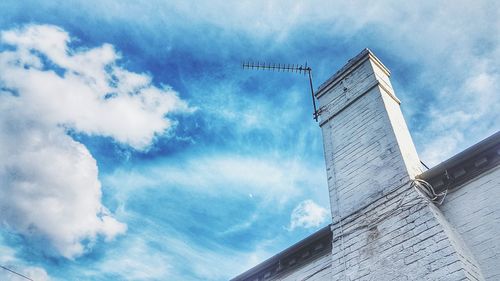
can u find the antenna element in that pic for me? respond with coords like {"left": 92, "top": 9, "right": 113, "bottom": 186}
{"left": 242, "top": 61, "right": 319, "bottom": 122}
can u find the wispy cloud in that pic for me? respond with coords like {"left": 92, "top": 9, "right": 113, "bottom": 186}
{"left": 419, "top": 64, "right": 500, "bottom": 165}
{"left": 99, "top": 154, "right": 330, "bottom": 279}
{"left": 82, "top": 0, "right": 500, "bottom": 165}
{"left": 92, "top": 238, "right": 172, "bottom": 281}
{"left": 76, "top": 211, "right": 275, "bottom": 281}
{"left": 104, "top": 153, "right": 326, "bottom": 205}
{"left": 0, "top": 241, "right": 51, "bottom": 281}
{"left": 0, "top": 1, "right": 498, "bottom": 280}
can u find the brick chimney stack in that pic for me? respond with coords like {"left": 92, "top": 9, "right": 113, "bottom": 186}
{"left": 315, "top": 49, "right": 483, "bottom": 280}
{"left": 316, "top": 49, "right": 422, "bottom": 222}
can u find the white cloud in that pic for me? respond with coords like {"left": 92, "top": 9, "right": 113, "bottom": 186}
{"left": 0, "top": 267, "right": 51, "bottom": 281}
{"left": 219, "top": 213, "right": 259, "bottom": 236}
{"left": 181, "top": 1, "right": 499, "bottom": 165}
{"left": 0, "top": 25, "right": 189, "bottom": 258}
{"left": 0, "top": 24, "right": 190, "bottom": 150}
{"left": 92, "top": 229, "right": 272, "bottom": 281}
{"left": 0, "top": 243, "right": 51, "bottom": 281}
{"left": 418, "top": 66, "right": 500, "bottom": 165}
{"left": 0, "top": 117, "right": 126, "bottom": 258}
{"left": 104, "top": 154, "right": 326, "bottom": 206}
{"left": 95, "top": 238, "right": 172, "bottom": 281}
{"left": 161, "top": 236, "right": 271, "bottom": 281}
{"left": 20, "top": 1, "right": 497, "bottom": 167}
{"left": 288, "top": 200, "right": 329, "bottom": 231}
{"left": 74, "top": 0, "right": 499, "bottom": 165}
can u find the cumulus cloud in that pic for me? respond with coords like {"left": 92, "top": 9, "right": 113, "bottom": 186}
{"left": 67, "top": 0, "right": 499, "bottom": 165}
{"left": 0, "top": 24, "right": 189, "bottom": 149}
{"left": 0, "top": 25, "right": 189, "bottom": 258}
{"left": 288, "top": 200, "right": 329, "bottom": 231}
{"left": 0, "top": 118, "right": 126, "bottom": 258}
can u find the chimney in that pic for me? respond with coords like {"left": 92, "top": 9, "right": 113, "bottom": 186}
{"left": 316, "top": 49, "right": 422, "bottom": 222}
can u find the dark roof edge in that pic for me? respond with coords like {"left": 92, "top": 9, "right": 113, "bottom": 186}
{"left": 230, "top": 224, "right": 332, "bottom": 281}
{"left": 417, "top": 131, "right": 500, "bottom": 192}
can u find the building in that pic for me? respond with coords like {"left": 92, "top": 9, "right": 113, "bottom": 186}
{"left": 232, "top": 49, "right": 500, "bottom": 281}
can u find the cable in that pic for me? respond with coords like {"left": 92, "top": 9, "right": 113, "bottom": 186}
{"left": 331, "top": 186, "right": 428, "bottom": 243}
{"left": 0, "top": 265, "right": 35, "bottom": 281}
{"left": 330, "top": 179, "right": 447, "bottom": 278}
{"left": 420, "top": 160, "right": 430, "bottom": 170}
{"left": 411, "top": 178, "right": 447, "bottom": 205}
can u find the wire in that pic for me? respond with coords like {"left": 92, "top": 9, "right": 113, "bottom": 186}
{"left": 411, "top": 178, "right": 447, "bottom": 205}
{"left": 331, "top": 186, "right": 428, "bottom": 243}
{"left": 0, "top": 265, "right": 35, "bottom": 281}
{"left": 420, "top": 160, "right": 430, "bottom": 170}
{"left": 329, "top": 179, "right": 447, "bottom": 279}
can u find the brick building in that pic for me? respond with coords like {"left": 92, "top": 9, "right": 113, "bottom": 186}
{"left": 232, "top": 49, "right": 500, "bottom": 281}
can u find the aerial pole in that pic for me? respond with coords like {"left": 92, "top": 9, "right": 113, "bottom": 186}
{"left": 242, "top": 61, "right": 319, "bottom": 122}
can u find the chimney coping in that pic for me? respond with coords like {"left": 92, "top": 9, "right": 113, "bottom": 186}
{"left": 315, "top": 48, "right": 391, "bottom": 98}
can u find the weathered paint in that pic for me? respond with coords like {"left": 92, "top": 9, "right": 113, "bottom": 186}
{"left": 317, "top": 50, "right": 422, "bottom": 222}
{"left": 232, "top": 49, "right": 499, "bottom": 281}
{"left": 319, "top": 49, "right": 485, "bottom": 281}
{"left": 440, "top": 166, "right": 500, "bottom": 280}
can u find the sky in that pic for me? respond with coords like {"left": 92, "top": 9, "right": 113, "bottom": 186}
{"left": 0, "top": 1, "right": 498, "bottom": 280}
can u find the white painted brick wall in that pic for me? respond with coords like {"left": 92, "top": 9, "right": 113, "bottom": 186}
{"left": 234, "top": 50, "right": 497, "bottom": 281}
{"left": 330, "top": 184, "right": 483, "bottom": 280}
{"left": 317, "top": 50, "right": 485, "bottom": 281}
{"left": 273, "top": 252, "right": 332, "bottom": 281}
{"left": 440, "top": 166, "right": 500, "bottom": 280}
{"left": 318, "top": 54, "right": 421, "bottom": 222}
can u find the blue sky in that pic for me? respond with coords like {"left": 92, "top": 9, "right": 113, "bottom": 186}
{"left": 0, "top": 1, "right": 498, "bottom": 280}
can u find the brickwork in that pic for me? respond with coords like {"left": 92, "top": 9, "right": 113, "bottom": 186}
{"left": 318, "top": 49, "right": 485, "bottom": 281}
{"left": 274, "top": 252, "right": 332, "bottom": 281}
{"left": 231, "top": 49, "right": 498, "bottom": 281}
{"left": 328, "top": 182, "right": 483, "bottom": 280}
{"left": 440, "top": 166, "right": 500, "bottom": 280}
{"left": 317, "top": 50, "right": 421, "bottom": 223}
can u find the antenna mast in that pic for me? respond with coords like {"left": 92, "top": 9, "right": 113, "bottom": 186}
{"left": 242, "top": 61, "right": 319, "bottom": 122}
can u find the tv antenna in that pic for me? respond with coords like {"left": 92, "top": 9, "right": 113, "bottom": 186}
{"left": 242, "top": 61, "right": 319, "bottom": 122}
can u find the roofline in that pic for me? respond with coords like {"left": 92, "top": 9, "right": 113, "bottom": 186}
{"left": 417, "top": 131, "right": 500, "bottom": 192}
{"left": 231, "top": 224, "right": 332, "bottom": 281}
{"left": 231, "top": 131, "right": 500, "bottom": 280}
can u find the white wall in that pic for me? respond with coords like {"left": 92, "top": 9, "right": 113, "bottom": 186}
{"left": 441, "top": 166, "right": 500, "bottom": 280}
{"left": 318, "top": 54, "right": 421, "bottom": 223}
{"left": 273, "top": 252, "right": 332, "bottom": 281}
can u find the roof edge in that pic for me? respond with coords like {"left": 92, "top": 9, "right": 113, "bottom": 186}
{"left": 231, "top": 224, "right": 332, "bottom": 281}
{"left": 417, "top": 131, "right": 500, "bottom": 192}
